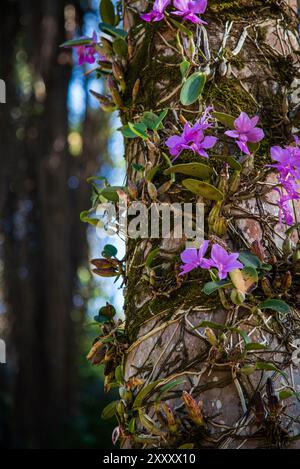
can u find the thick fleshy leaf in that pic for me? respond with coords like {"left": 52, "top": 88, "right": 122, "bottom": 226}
{"left": 99, "top": 22, "right": 127, "bottom": 39}
{"left": 169, "top": 18, "right": 193, "bottom": 37}
{"left": 164, "top": 162, "right": 212, "bottom": 179}
{"left": 121, "top": 125, "right": 138, "bottom": 138}
{"left": 60, "top": 38, "right": 93, "bottom": 48}
{"left": 213, "top": 111, "right": 235, "bottom": 128}
{"left": 101, "top": 400, "right": 117, "bottom": 420}
{"left": 100, "top": 0, "right": 116, "bottom": 25}
{"left": 245, "top": 343, "right": 266, "bottom": 351}
{"left": 182, "top": 179, "right": 224, "bottom": 201}
{"left": 113, "top": 37, "right": 128, "bottom": 58}
{"left": 103, "top": 244, "right": 118, "bottom": 258}
{"left": 256, "top": 362, "right": 287, "bottom": 380}
{"left": 100, "top": 186, "right": 127, "bottom": 203}
{"left": 145, "top": 248, "right": 160, "bottom": 268}
{"left": 133, "top": 380, "right": 161, "bottom": 409}
{"left": 180, "top": 72, "right": 206, "bottom": 106}
{"left": 202, "top": 280, "right": 230, "bottom": 295}
{"left": 239, "top": 251, "right": 262, "bottom": 269}
{"left": 180, "top": 60, "right": 190, "bottom": 79}
{"left": 259, "top": 299, "right": 291, "bottom": 314}
{"left": 128, "top": 122, "right": 148, "bottom": 140}
{"left": 213, "top": 155, "right": 242, "bottom": 171}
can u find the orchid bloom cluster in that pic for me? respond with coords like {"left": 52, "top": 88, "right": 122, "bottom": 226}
{"left": 180, "top": 240, "right": 243, "bottom": 280}
{"left": 141, "top": 0, "right": 208, "bottom": 24}
{"left": 166, "top": 109, "right": 264, "bottom": 161}
{"left": 224, "top": 112, "right": 265, "bottom": 156}
{"left": 66, "top": 31, "right": 105, "bottom": 66}
{"left": 165, "top": 107, "right": 217, "bottom": 160}
{"left": 268, "top": 137, "right": 300, "bottom": 225}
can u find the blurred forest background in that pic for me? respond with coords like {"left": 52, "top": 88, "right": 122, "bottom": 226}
{"left": 0, "top": 0, "right": 124, "bottom": 448}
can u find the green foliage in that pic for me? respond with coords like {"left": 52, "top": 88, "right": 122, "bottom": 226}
{"left": 180, "top": 72, "right": 206, "bottom": 106}
{"left": 100, "top": 0, "right": 116, "bottom": 26}
{"left": 182, "top": 179, "right": 224, "bottom": 201}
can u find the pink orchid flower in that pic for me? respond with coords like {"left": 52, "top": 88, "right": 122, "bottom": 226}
{"left": 209, "top": 244, "right": 243, "bottom": 280}
{"left": 140, "top": 0, "right": 171, "bottom": 22}
{"left": 172, "top": 0, "right": 208, "bottom": 24}
{"left": 179, "top": 240, "right": 211, "bottom": 275}
{"left": 225, "top": 112, "right": 264, "bottom": 156}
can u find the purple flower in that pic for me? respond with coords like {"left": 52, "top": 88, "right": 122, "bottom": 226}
{"left": 225, "top": 112, "right": 265, "bottom": 156}
{"left": 179, "top": 240, "right": 211, "bottom": 275}
{"left": 172, "top": 0, "right": 208, "bottom": 24}
{"left": 209, "top": 244, "right": 243, "bottom": 280}
{"left": 190, "top": 132, "right": 218, "bottom": 158}
{"left": 68, "top": 31, "right": 99, "bottom": 65}
{"left": 165, "top": 109, "right": 217, "bottom": 160}
{"left": 269, "top": 144, "right": 300, "bottom": 225}
{"left": 274, "top": 189, "right": 295, "bottom": 226}
{"left": 140, "top": 0, "right": 171, "bottom": 22}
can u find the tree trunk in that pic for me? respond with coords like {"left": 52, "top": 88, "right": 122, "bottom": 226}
{"left": 0, "top": 0, "right": 102, "bottom": 448}
{"left": 118, "top": 0, "right": 300, "bottom": 449}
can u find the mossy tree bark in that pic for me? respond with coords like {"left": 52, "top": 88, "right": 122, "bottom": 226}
{"left": 117, "top": 0, "right": 300, "bottom": 449}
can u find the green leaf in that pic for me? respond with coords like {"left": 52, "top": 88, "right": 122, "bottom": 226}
{"left": 60, "top": 38, "right": 93, "bottom": 48}
{"left": 132, "top": 163, "right": 144, "bottom": 172}
{"left": 80, "top": 210, "right": 99, "bottom": 227}
{"left": 156, "top": 379, "right": 186, "bottom": 398}
{"left": 100, "top": 0, "right": 115, "bottom": 25}
{"left": 113, "top": 37, "right": 128, "bottom": 58}
{"left": 141, "top": 110, "right": 168, "bottom": 132}
{"left": 133, "top": 380, "right": 162, "bottom": 409}
{"left": 180, "top": 72, "right": 206, "bottom": 106}
{"left": 128, "top": 417, "right": 136, "bottom": 434}
{"left": 152, "top": 110, "right": 168, "bottom": 131}
{"left": 100, "top": 186, "right": 126, "bottom": 203}
{"left": 193, "top": 320, "right": 224, "bottom": 330}
{"left": 238, "top": 251, "right": 262, "bottom": 269}
{"left": 141, "top": 112, "right": 160, "bottom": 130}
{"left": 233, "top": 328, "right": 250, "bottom": 345}
{"left": 178, "top": 443, "right": 194, "bottom": 449}
{"left": 164, "top": 162, "right": 212, "bottom": 180}
{"left": 168, "top": 18, "right": 193, "bottom": 37}
{"left": 145, "top": 248, "right": 160, "bottom": 268}
{"left": 180, "top": 60, "right": 190, "bottom": 79}
{"left": 240, "top": 365, "right": 256, "bottom": 376}
{"left": 213, "top": 155, "right": 242, "bottom": 171}
{"left": 99, "top": 22, "right": 127, "bottom": 39}
{"left": 213, "top": 111, "right": 235, "bottom": 128}
{"left": 128, "top": 122, "right": 148, "bottom": 140}
{"left": 87, "top": 175, "right": 108, "bottom": 185}
{"left": 182, "top": 179, "right": 224, "bottom": 201}
{"left": 256, "top": 362, "right": 287, "bottom": 380}
{"left": 245, "top": 343, "right": 266, "bottom": 351}
{"left": 248, "top": 142, "right": 260, "bottom": 154}
{"left": 101, "top": 400, "right": 117, "bottom": 420}
{"left": 202, "top": 280, "right": 231, "bottom": 296}
{"left": 259, "top": 299, "right": 291, "bottom": 314}
{"left": 279, "top": 389, "right": 299, "bottom": 400}
{"left": 242, "top": 266, "right": 258, "bottom": 293}
{"left": 121, "top": 125, "right": 138, "bottom": 138}
{"left": 146, "top": 166, "right": 160, "bottom": 182}
{"left": 103, "top": 244, "right": 118, "bottom": 258}
{"left": 115, "top": 365, "right": 123, "bottom": 383}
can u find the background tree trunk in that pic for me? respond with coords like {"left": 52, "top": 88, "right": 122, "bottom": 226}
{"left": 120, "top": 0, "right": 300, "bottom": 449}
{"left": 0, "top": 0, "right": 104, "bottom": 448}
